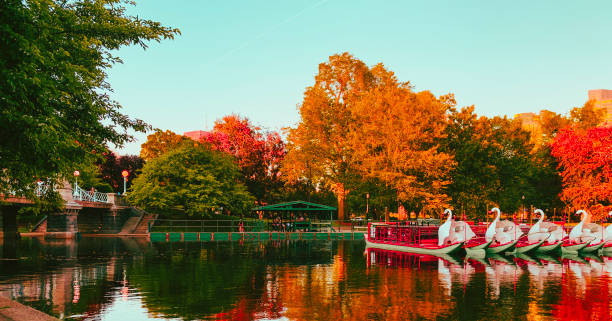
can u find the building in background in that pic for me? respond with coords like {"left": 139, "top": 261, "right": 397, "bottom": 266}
{"left": 588, "top": 89, "right": 612, "bottom": 124}
{"left": 183, "top": 130, "right": 206, "bottom": 141}
{"left": 515, "top": 89, "right": 612, "bottom": 133}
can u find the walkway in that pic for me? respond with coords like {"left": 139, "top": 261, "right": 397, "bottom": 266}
{"left": 0, "top": 297, "right": 59, "bottom": 321}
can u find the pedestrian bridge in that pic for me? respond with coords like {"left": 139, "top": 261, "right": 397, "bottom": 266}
{"left": 1, "top": 181, "right": 131, "bottom": 239}
{"left": 3, "top": 181, "right": 126, "bottom": 207}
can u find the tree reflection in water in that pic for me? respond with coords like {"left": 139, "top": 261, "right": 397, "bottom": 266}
{"left": 0, "top": 237, "right": 609, "bottom": 320}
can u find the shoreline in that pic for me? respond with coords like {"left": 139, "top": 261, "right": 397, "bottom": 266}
{"left": 0, "top": 297, "right": 59, "bottom": 321}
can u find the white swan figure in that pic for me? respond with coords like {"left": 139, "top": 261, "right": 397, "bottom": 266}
{"left": 439, "top": 209, "right": 477, "bottom": 245}
{"left": 569, "top": 210, "right": 604, "bottom": 243}
{"left": 438, "top": 209, "right": 453, "bottom": 246}
{"left": 528, "top": 209, "right": 545, "bottom": 243}
{"left": 450, "top": 218, "right": 476, "bottom": 243}
{"left": 529, "top": 209, "right": 544, "bottom": 233}
{"left": 568, "top": 210, "right": 588, "bottom": 242}
{"left": 485, "top": 207, "right": 501, "bottom": 242}
{"left": 528, "top": 209, "right": 566, "bottom": 243}
{"left": 496, "top": 218, "right": 523, "bottom": 241}
{"left": 486, "top": 207, "right": 523, "bottom": 244}
{"left": 605, "top": 211, "right": 612, "bottom": 242}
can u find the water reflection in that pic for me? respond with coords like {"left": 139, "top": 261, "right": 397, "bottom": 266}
{"left": 0, "top": 238, "right": 609, "bottom": 320}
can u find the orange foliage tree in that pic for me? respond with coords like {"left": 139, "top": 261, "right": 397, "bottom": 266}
{"left": 140, "top": 130, "right": 191, "bottom": 161}
{"left": 349, "top": 65, "right": 455, "bottom": 213}
{"left": 550, "top": 126, "right": 612, "bottom": 219}
{"left": 283, "top": 53, "right": 374, "bottom": 219}
{"left": 284, "top": 53, "right": 456, "bottom": 218}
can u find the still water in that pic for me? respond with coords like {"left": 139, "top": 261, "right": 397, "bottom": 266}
{"left": 0, "top": 237, "right": 610, "bottom": 320}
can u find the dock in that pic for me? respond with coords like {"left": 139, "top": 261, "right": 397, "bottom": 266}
{"left": 150, "top": 231, "right": 366, "bottom": 242}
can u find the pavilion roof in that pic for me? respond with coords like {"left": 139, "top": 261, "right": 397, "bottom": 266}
{"left": 252, "top": 200, "right": 336, "bottom": 212}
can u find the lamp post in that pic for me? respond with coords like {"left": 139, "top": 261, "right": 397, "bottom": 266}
{"left": 521, "top": 195, "right": 525, "bottom": 223}
{"left": 73, "top": 170, "right": 80, "bottom": 189}
{"left": 121, "top": 170, "right": 129, "bottom": 195}
{"left": 366, "top": 193, "right": 369, "bottom": 218}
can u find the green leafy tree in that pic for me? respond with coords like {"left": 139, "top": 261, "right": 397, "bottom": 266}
{"left": 0, "top": 0, "right": 179, "bottom": 196}
{"left": 443, "top": 107, "right": 539, "bottom": 219}
{"left": 127, "top": 143, "right": 254, "bottom": 218}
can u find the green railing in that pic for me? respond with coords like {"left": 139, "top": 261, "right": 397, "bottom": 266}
{"left": 147, "top": 218, "right": 445, "bottom": 233}
{"left": 149, "top": 219, "right": 266, "bottom": 233}
{"left": 148, "top": 218, "right": 379, "bottom": 233}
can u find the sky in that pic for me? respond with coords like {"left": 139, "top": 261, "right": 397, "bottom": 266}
{"left": 107, "top": 0, "right": 612, "bottom": 155}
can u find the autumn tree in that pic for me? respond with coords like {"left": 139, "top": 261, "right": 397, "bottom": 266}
{"left": 127, "top": 143, "right": 254, "bottom": 218}
{"left": 140, "top": 130, "right": 191, "bottom": 161}
{"left": 349, "top": 65, "right": 455, "bottom": 214}
{"left": 282, "top": 53, "right": 375, "bottom": 219}
{"left": 538, "top": 110, "right": 571, "bottom": 144}
{"left": 0, "top": 0, "right": 178, "bottom": 197}
{"left": 550, "top": 126, "right": 612, "bottom": 219}
{"left": 202, "top": 115, "right": 286, "bottom": 204}
{"left": 570, "top": 100, "right": 606, "bottom": 130}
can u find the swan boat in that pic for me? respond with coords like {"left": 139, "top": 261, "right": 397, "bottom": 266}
{"left": 566, "top": 210, "right": 608, "bottom": 254}
{"left": 439, "top": 209, "right": 492, "bottom": 254}
{"left": 365, "top": 222, "right": 464, "bottom": 256}
{"left": 484, "top": 208, "right": 546, "bottom": 254}
{"left": 529, "top": 209, "right": 564, "bottom": 254}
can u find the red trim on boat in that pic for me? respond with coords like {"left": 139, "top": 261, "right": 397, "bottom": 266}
{"left": 585, "top": 241, "right": 604, "bottom": 248}
{"left": 366, "top": 237, "right": 461, "bottom": 250}
{"left": 489, "top": 240, "right": 514, "bottom": 248}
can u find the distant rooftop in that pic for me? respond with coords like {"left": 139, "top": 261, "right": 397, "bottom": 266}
{"left": 184, "top": 130, "right": 206, "bottom": 141}
{"left": 588, "top": 89, "right": 612, "bottom": 101}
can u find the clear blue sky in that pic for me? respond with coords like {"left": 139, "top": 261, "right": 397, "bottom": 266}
{"left": 108, "top": 0, "right": 612, "bottom": 155}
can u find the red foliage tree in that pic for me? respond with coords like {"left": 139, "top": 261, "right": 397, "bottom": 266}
{"left": 198, "top": 115, "right": 286, "bottom": 203}
{"left": 550, "top": 126, "right": 612, "bottom": 219}
{"left": 99, "top": 152, "right": 144, "bottom": 193}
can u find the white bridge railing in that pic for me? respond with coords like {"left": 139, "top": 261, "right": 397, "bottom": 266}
{"left": 72, "top": 184, "right": 109, "bottom": 203}
{"left": 6, "top": 180, "right": 53, "bottom": 197}
{"left": 35, "top": 181, "right": 52, "bottom": 197}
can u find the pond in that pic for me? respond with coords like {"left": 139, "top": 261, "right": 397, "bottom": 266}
{"left": 0, "top": 237, "right": 610, "bottom": 320}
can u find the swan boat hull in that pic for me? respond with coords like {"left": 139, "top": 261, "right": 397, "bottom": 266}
{"left": 464, "top": 239, "right": 492, "bottom": 257}
{"left": 580, "top": 241, "right": 605, "bottom": 254}
{"left": 486, "top": 239, "right": 519, "bottom": 254}
{"left": 603, "top": 243, "right": 612, "bottom": 256}
{"left": 514, "top": 238, "right": 547, "bottom": 254}
{"left": 465, "top": 239, "right": 493, "bottom": 251}
{"left": 535, "top": 241, "right": 562, "bottom": 254}
{"left": 561, "top": 242, "right": 590, "bottom": 254}
{"left": 364, "top": 237, "right": 465, "bottom": 256}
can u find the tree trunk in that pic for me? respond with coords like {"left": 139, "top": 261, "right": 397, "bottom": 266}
{"left": 337, "top": 191, "right": 345, "bottom": 221}
{"left": 333, "top": 182, "right": 347, "bottom": 221}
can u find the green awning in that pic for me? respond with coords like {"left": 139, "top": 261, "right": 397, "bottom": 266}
{"left": 252, "top": 200, "right": 336, "bottom": 212}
